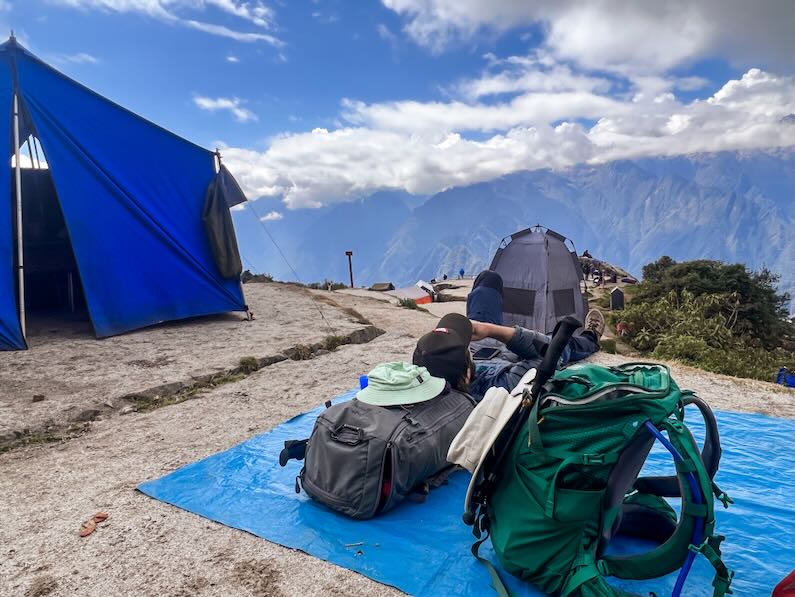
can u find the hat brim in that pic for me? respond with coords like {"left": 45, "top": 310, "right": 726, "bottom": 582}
{"left": 357, "top": 375, "right": 446, "bottom": 407}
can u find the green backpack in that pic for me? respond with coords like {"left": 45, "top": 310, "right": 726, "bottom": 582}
{"left": 465, "top": 362, "right": 734, "bottom": 597}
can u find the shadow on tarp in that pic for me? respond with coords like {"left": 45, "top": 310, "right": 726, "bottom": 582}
{"left": 139, "top": 389, "right": 794, "bottom": 596}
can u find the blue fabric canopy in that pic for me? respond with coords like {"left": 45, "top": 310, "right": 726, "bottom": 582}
{"left": 0, "top": 37, "right": 247, "bottom": 349}
{"left": 0, "top": 52, "right": 25, "bottom": 349}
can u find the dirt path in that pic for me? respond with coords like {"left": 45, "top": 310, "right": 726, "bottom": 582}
{"left": 1, "top": 283, "right": 792, "bottom": 596}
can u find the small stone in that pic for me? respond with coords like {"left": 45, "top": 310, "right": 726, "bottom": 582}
{"left": 32, "top": 394, "right": 46, "bottom": 403}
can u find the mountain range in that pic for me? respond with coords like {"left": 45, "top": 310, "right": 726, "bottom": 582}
{"left": 232, "top": 149, "right": 794, "bottom": 303}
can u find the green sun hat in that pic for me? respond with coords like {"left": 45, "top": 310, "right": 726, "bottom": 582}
{"left": 356, "top": 362, "right": 446, "bottom": 407}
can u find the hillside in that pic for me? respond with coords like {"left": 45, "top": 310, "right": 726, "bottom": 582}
{"left": 233, "top": 150, "right": 794, "bottom": 302}
{"left": 2, "top": 281, "right": 792, "bottom": 595}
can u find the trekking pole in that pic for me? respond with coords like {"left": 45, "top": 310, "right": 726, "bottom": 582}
{"left": 529, "top": 316, "right": 582, "bottom": 401}
{"left": 464, "top": 316, "right": 581, "bottom": 525}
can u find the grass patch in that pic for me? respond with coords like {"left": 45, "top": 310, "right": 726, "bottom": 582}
{"left": 323, "top": 335, "right": 349, "bottom": 351}
{"left": 397, "top": 298, "right": 419, "bottom": 309}
{"left": 600, "top": 338, "right": 617, "bottom": 354}
{"left": 307, "top": 279, "right": 348, "bottom": 291}
{"left": 131, "top": 371, "right": 246, "bottom": 413}
{"left": 288, "top": 344, "right": 314, "bottom": 361}
{"left": 238, "top": 356, "right": 259, "bottom": 373}
{"left": 241, "top": 270, "right": 274, "bottom": 283}
{"left": 0, "top": 423, "right": 89, "bottom": 454}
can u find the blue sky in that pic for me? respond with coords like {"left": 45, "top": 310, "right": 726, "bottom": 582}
{"left": 5, "top": 0, "right": 795, "bottom": 208}
{"left": 11, "top": 0, "right": 525, "bottom": 147}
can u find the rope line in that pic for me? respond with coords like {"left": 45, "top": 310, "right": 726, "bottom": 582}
{"left": 245, "top": 201, "right": 336, "bottom": 334}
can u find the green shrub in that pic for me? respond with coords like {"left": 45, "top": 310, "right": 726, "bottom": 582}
{"left": 637, "top": 257, "right": 793, "bottom": 349}
{"left": 238, "top": 356, "right": 259, "bottom": 373}
{"left": 307, "top": 280, "right": 348, "bottom": 291}
{"left": 323, "top": 335, "right": 349, "bottom": 351}
{"left": 397, "top": 298, "right": 419, "bottom": 310}
{"left": 616, "top": 285, "right": 795, "bottom": 381}
{"left": 241, "top": 270, "right": 274, "bottom": 283}
{"left": 600, "top": 338, "right": 617, "bottom": 354}
{"left": 288, "top": 344, "right": 314, "bottom": 360}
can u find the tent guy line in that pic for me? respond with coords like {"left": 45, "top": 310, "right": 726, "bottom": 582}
{"left": 245, "top": 200, "right": 337, "bottom": 335}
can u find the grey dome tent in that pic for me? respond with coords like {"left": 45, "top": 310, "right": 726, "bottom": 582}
{"left": 489, "top": 225, "right": 587, "bottom": 333}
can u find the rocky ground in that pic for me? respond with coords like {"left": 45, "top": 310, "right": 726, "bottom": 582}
{"left": 1, "top": 281, "right": 792, "bottom": 596}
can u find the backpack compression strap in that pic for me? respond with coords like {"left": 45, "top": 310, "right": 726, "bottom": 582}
{"left": 599, "top": 419, "right": 734, "bottom": 597}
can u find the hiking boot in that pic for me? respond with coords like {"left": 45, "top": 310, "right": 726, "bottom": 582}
{"left": 584, "top": 309, "right": 605, "bottom": 341}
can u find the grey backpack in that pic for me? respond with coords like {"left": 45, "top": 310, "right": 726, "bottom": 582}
{"left": 298, "top": 388, "right": 475, "bottom": 519}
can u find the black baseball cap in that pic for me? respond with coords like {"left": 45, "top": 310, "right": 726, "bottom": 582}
{"left": 412, "top": 314, "right": 473, "bottom": 385}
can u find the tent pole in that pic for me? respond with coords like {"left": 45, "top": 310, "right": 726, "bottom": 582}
{"left": 33, "top": 138, "right": 42, "bottom": 169}
{"left": 13, "top": 93, "right": 26, "bottom": 339}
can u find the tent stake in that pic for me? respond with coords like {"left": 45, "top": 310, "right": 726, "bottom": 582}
{"left": 12, "top": 94, "right": 26, "bottom": 339}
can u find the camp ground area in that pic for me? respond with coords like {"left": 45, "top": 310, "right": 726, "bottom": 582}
{"left": 2, "top": 278, "right": 794, "bottom": 596}
{"left": 0, "top": 23, "right": 793, "bottom": 597}
{"left": 0, "top": 282, "right": 373, "bottom": 450}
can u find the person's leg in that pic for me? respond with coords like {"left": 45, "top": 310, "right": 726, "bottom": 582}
{"left": 564, "top": 309, "right": 605, "bottom": 363}
{"left": 565, "top": 332, "right": 599, "bottom": 362}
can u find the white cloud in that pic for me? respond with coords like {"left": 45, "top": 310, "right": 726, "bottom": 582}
{"left": 341, "top": 91, "right": 624, "bottom": 134}
{"left": 50, "top": 0, "right": 283, "bottom": 46}
{"left": 194, "top": 96, "right": 258, "bottom": 122}
{"left": 218, "top": 68, "right": 794, "bottom": 209}
{"left": 381, "top": 1, "right": 794, "bottom": 73}
{"left": 184, "top": 19, "right": 280, "bottom": 44}
{"left": 259, "top": 210, "right": 283, "bottom": 221}
{"left": 52, "top": 52, "right": 99, "bottom": 64}
{"left": 226, "top": 54, "right": 239, "bottom": 62}
{"left": 376, "top": 23, "right": 397, "bottom": 43}
{"left": 453, "top": 53, "right": 611, "bottom": 100}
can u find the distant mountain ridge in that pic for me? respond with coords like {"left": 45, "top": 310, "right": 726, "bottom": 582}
{"left": 233, "top": 149, "right": 794, "bottom": 302}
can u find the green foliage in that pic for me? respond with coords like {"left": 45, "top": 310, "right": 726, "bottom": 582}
{"left": 238, "top": 356, "right": 259, "bottom": 373}
{"left": 617, "top": 288, "right": 795, "bottom": 381}
{"left": 241, "top": 270, "right": 273, "bottom": 283}
{"left": 307, "top": 280, "right": 348, "bottom": 291}
{"left": 600, "top": 338, "right": 617, "bottom": 354}
{"left": 636, "top": 257, "right": 793, "bottom": 349}
{"left": 653, "top": 336, "right": 795, "bottom": 382}
{"left": 288, "top": 344, "right": 314, "bottom": 360}
{"left": 397, "top": 298, "right": 419, "bottom": 310}
{"left": 323, "top": 335, "right": 349, "bottom": 351}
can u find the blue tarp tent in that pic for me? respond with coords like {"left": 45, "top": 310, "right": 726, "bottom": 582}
{"left": 0, "top": 36, "right": 248, "bottom": 350}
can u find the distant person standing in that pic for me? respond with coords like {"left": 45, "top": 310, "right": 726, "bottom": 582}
{"left": 583, "top": 249, "right": 593, "bottom": 258}
{"left": 459, "top": 267, "right": 465, "bottom": 279}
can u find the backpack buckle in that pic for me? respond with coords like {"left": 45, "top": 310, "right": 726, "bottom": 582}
{"left": 582, "top": 454, "right": 605, "bottom": 465}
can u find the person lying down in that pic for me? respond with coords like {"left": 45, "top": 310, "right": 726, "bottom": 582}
{"left": 281, "top": 274, "right": 604, "bottom": 519}
{"left": 465, "top": 270, "right": 605, "bottom": 401}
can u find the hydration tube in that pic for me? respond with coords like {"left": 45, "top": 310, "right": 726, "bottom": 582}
{"left": 643, "top": 421, "right": 705, "bottom": 597}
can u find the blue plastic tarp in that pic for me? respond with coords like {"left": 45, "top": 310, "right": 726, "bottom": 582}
{"left": 139, "top": 392, "right": 795, "bottom": 596}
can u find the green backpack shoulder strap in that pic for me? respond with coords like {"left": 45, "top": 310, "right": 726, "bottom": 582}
{"left": 599, "top": 419, "right": 734, "bottom": 597}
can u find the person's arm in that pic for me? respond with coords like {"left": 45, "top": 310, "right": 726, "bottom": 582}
{"left": 471, "top": 321, "right": 550, "bottom": 360}
{"left": 470, "top": 321, "right": 515, "bottom": 344}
